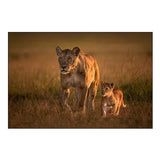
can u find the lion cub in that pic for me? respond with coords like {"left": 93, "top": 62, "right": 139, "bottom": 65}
{"left": 100, "top": 81, "right": 126, "bottom": 117}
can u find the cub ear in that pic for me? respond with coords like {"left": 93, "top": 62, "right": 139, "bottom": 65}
{"left": 110, "top": 83, "right": 114, "bottom": 88}
{"left": 101, "top": 81, "right": 104, "bottom": 88}
{"left": 72, "top": 47, "right": 80, "bottom": 57}
{"left": 56, "top": 46, "right": 62, "bottom": 56}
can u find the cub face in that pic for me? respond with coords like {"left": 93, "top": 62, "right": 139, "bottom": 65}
{"left": 101, "top": 81, "right": 114, "bottom": 97}
{"left": 56, "top": 46, "right": 80, "bottom": 74}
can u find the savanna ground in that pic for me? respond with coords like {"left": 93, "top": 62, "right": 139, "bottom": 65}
{"left": 8, "top": 32, "right": 152, "bottom": 128}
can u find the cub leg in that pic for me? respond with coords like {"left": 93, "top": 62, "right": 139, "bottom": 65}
{"left": 101, "top": 102, "right": 107, "bottom": 117}
{"left": 102, "top": 110, "right": 106, "bottom": 117}
{"left": 112, "top": 103, "right": 118, "bottom": 115}
{"left": 115, "top": 104, "right": 121, "bottom": 116}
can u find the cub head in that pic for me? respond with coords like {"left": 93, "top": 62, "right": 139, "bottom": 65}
{"left": 101, "top": 81, "right": 114, "bottom": 97}
{"left": 56, "top": 46, "right": 80, "bottom": 74}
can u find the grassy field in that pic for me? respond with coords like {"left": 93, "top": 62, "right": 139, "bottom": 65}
{"left": 8, "top": 32, "right": 152, "bottom": 128}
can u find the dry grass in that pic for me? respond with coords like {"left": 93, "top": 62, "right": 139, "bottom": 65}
{"left": 8, "top": 32, "right": 152, "bottom": 128}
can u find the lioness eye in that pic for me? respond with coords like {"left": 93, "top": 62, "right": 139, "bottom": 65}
{"left": 59, "top": 57, "right": 62, "bottom": 61}
{"left": 68, "top": 57, "right": 72, "bottom": 63}
{"left": 105, "top": 88, "right": 108, "bottom": 90}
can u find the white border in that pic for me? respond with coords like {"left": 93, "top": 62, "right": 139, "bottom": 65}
{"left": 1, "top": 0, "right": 160, "bottom": 160}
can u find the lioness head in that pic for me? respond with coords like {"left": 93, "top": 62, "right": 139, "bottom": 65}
{"left": 56, "top": 46, "right": 80, "bottom": 74}
{"left": 101, "top": 81, "right": 114, "bottom": 97}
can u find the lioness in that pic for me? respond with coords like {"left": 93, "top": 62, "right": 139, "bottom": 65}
{"left": 56, "top": 46, "right": 100, "bottom": 114}
{"left": 100, "top": 81, "right": 126, "bottom": 117}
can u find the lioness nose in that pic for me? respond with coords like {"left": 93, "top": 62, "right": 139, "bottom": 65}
{"left": 61, "top": 66, "right": 67, "bottom": 69}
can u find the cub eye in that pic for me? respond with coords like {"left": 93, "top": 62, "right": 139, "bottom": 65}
{"left": 105, "top": 87, "right": 108, "bottom": 90}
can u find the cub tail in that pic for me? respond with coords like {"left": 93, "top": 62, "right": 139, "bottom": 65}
{"left": 122, "top": 99, "right": 126, "bottom": 108}
{"left": 120, "top": 92, "right": 126, "bottom": 108}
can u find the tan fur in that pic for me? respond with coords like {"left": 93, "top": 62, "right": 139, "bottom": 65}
{"left": 100, "top": 81, "right": 126, "bottom": 117}
{"left": 56, "top": 46, "right": 100, "bottom": 114}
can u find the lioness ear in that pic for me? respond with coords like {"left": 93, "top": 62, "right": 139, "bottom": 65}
{"left": 110, "top": 83, "right": 114, "bottom": 88}
{"left": 72, "top": 47, "right": 80, "bottom": 56}
{"left": 56, "top": 46, "right": 62, "bottom": 56}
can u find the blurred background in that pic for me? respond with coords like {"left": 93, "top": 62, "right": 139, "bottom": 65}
{"left": 8, "top": 32, "right": 152, "bottom": 128}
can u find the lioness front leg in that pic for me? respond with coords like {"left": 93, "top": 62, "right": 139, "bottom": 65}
{"left": 78, "top": 87, "right": 88, "bottom": 114}
{"left": 59, "top": 88, "right": 72, "bottom": 112}
{"left": 88, "top": 82, "right": 98, "bottom": 111}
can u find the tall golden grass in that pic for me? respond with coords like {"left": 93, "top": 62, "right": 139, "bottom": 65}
{"left": 8, "top": 33, "right": 152, "bottom": 128}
